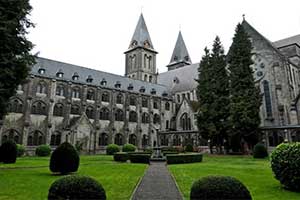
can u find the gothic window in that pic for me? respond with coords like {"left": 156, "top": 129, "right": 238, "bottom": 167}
{"left": 56, "top": 84, "right": 65, "bottom": 96}
{"left": 142, "top": 135, "right": 148, "bottom": 146}
{"left": 99, "top": 133, "right": 108, "bottom": 146}
{"left": 142, "top": 98, "right": 148, "bottom": 107}
{"left": 144, "top": 74, "right": 148, "bottom": 82}
{"left": 166, "top": 120, "right": 169, "bottom": 129}
{"left": 72, "top": 72, "right": 79, "bottom": 81}
{"left": 153, "top": 114, "right": 160, "bottom": 124}
{"left": 129, "top": 55, "right": 136, "bottom": 69}
{"left": 50, "top": 132, "right": 61, "bottom": 146}
{"left": 148, "top": 56, "right": 152, "bottom": 69}
{"left": 53, "top": 103, "right": 64, "bottom": 116}
{"left": 149, "top": 76, "right": 152, "bottom": 83}
{"left": 129, "top": 96, "right": 136, "bottom": 106}
{"left": 27, "top": 131, "right": 45, "bottom": 146}
{"left": 72, "top": 87, "right": 80, "bottom": 98}
{"left": 114, "top": 134, "right": 123, "bottom": 145}
{"left": 71, "top": 105, "right": 80, "bottom": 115}
{"left": 116, "top": 93, "right": 123, "bottom": 104}
{"left": 173, "top": 135, "right": 181, "bottom": 146}
{"left": 142, "top": 113, "right": 149, "bottom": 123}
{"left": 8, "top": 98, "right": 23, "bottom": 113}
{"left": 86, "top": 89, "right": 95, "bottom": 100}
{"left": 153, "top": 100, "right": 159, "bottom": 109}
{"left": 160, "top": 135, "right": 168, "bottom": 146}
{"left": 56, "top": 69, "right": 64, "bottom": 78}
{"left": 102, "top": 92, "right": 109, "bottom": 102}
{"left": 115, "top": 109, "right": 124, "bottom": 121}
{"left": 31, "top": 101, "right": 47, "bottom": 115}
{"left": 129, "top": 111, "right": 137, "bottom": 122}
{"left": 36, "top": 81, "right": 47, "bottom": 94}
{"left": 99, "top": 107, "right": 110, "bottom": 120}
{"left": 129, "top": 134, "right": 137, "bottom": 146}
{"left": 85, "top": 106, "right": 94, "bottom": 119}
{"left": 180, "top": 113, "right": 191, "bottom": 130}
{"left": 86, "top": 75, "right": 93, "bottom": 83}
{"left": 165, "top": 102, "right": 170, "bottom": 111}
{"left": 263, "top": 80, "right": 273, "bottom": 118}
{"left": 2, "top": 129, "right": 21, "bottom": 144}
{"left": 144, "top": 54, "right": 147, "bottom": 68}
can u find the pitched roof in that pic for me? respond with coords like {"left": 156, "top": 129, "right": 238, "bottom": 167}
{"left": 273, "top": 34, "right": 300, "bottom": 48}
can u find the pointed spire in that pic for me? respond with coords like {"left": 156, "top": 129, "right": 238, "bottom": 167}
{"left": 128, "top": 13, "right": 154, "bottom": 50}
{"left": 169, "top": 31, "right": 192, "bottom": 65}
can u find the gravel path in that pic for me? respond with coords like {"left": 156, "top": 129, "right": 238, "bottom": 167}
{"left": 131, "top": 161, "right": 183, "bottom": 200}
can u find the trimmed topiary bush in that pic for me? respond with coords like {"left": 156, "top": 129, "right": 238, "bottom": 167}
{"left": 106, "top": 144, "right": 120, "bottom": 155}
{"left": 16, "top": 144, "right": 26, "bottom": 157}
{"left": 167, "top": 154, "right": 203, "bottom": 164}
{"left": 129, "top": 154, "right": 150, "bottom": 164}
{"left": 122, "top": 144, "right": 136, "bottom": 152}
{"left": 190, "top": 176, "right": 252, "bottom": 200}
{"left": 50, "top": 142, "right": 79, "bottom": 174}
{"left": 114, "top": 152, "right": 129, "bottom": 162}
{"left": 48, "top": 175, "right": 106, "bottom": 200}
{"left": 253, "top": 143, "right": 268, "bottom": 158}
{"left": 0, "top": 140, "right": 17, "bottom": 163}
{"left": 271, "top": 142, "right": 300, "bottom": 191}
{"left": 185, "top": 144, "right": 194, "bottom": 152}
{"left": 35, "top": 145, "right": 51, "bottom": 156}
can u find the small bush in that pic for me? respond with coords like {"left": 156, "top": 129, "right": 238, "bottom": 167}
{"left": 129, "top": 154, "right": 150, "bottom": 164}
{"left": 48, "top": 175, "right": 106, "bottom": 200}
{"left": 106, "top": 144, "right": 120, "bottom": 155}
{"left": 50, "top": 142, "right": 79, "bottom": 174}
{"left": 190, "top": 176, "right": 252, "bottom": 200}
{"left": 271, "top": 142, "right": 300, "bottom": 191}
{"left": 253, "top": 143, "right": 268, "bottom": 158}
{"left": 0, "top": 140, "right": 17, "bottom": 163}
{"left": 122, "top": 144, "right": 136, "bottom": 152}
{"left": 114, "top": 152, "right": 129, "bottom": 162}
{"left": 17, "top": 144, "right": 26, "bottom": 157}
{"left": 35, "top": 145, "right": 51, "bottom": 156}
{"left": 185, "top": 144, "right": 194, "bottom": 152}
{"left": 167, "top": 154, "right": 203, "bottom": 164}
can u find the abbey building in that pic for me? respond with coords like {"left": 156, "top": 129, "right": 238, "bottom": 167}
{"left": 1, "top": 14, "right": 300, "bottom": 153}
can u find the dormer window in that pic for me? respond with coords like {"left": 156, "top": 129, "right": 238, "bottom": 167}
{"left": 128, "top": 83, "right": 133, "bottom": 90}
{"left": 144, "top": 40, "right": 150, "bottom": 48}
{"left": 150, "top": 88, "right": 156, "bottom": 95}
{"left": 86, "top": 75, "right": 93, "bottom": 83}
{"left": 139, "top": 86, "right": 145, "bottom": 93}
{"left": 56, "top": 69, "right": 64, "bottom": 78}
{"left": 38, "top": 68, "right": 45, "bottom": 74}
{"left": 173, "top": 77, "right": 179, "bottom": 84}
{"left": 100, "top": 78, "right": 107, "bottom": 86}
{"left": 174, "top": 56, "right": 178, "bottom": 61}
{"left": 72, "top": 72, "right": 79, "bottom": 81}
{"left": 162, "top": 91, "right": 168, "bottom": 97}
{"left": 131, "top": 40, "right": 138, "bottom": 47}
{"left": 184, "top": 56, "right": 189, "bottom": 61}
{"left": 115, "top": 81, "right": 121, "bottom": 88}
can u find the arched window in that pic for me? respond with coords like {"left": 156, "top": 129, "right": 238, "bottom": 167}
{"left": 85, "top": 106, "right": 94, "bottom": 119}
{"left": 263, "top": 80, "right": 273, "bottom": 118}
{"left": 27, "top": 131, "right": 45, "bottom": 146}
{"left": 114, "top": 134, "right": 123, "bottom": 145}
{"left": 72, "top": 72, "right": 79, "bottom": 81}
{"left": 50, "top": 132, "right": 61, "bottom": 146}
{"left": 142, "top": 98, "right": 148, "bottom": 107}
{"left": 153, "top": 114, "right": 160, "bottom": 124}
{"left": 86, "top": 75, "right": 93, "bottom": 83}
{"left": 36, "top": 81, "right": 47, "bottom": 94}
{"left": 86, "top": 89, "right": 95, "bottom": 100}
{"left": 102, "top": 92, "right": 109, "bottom": 102}
{"left": 129, "top": 96, "right": 136, "bottom": 106}
{"left": 56, "top": 69, "right": 64, "bottom": 78}
{"left": 142, "top": 113, "right": 149, "bottom": 123}
{"left": 129, "top": 111, "right": 137, "bottom": 122}
{"left": 129, "top": 134, "right": 137, "bottom": 146}
{"left": 144, "top": 74, "right": 148, "bottom": 82}
{"left": 180, "top": 113, "right": 191, "bottom": 130}
{"left": 99, "top": 107, "right": 110, "bottom": 120}
{"left": 165, "top": 102, "right": 170, "bottom": 111}
{"left": 153, "top": 100, "right": 159, "bottom": 109}
{"left": 31, "top": 101, "right": 47, "bottom": 115}
{"left": 142, "top": 135, "right": 148, "bottom": 147}
{"left": 72, "top": 87, "right": 80, "bottom": 98}
{"left": 173, "top": 135, "right": 181, "bottom": 146}
{"left": 71, "top": 104, "right": 80, "bottom": 115}
{"left": 149, "top": 76, "right": 152, "bottom": 83}
{"left": 2, "top": 129, "right": 21, "bottom": 144}
{"left": 53, "top": 103, "right": 64, "bottom": 116}
{"left": 56, "top": 84, "right": 65, "bottom": 96}
{"left": 116, "top": 93, "right": 123, "bottom": 104}
{"left": 115, "top": 109, "right": 124, "bottom": 121}
{"left": 8, "top": 98, "right": 23, "bottom": 113}
{"left": 99, "top": 133, "right": 108, "bottom": 146}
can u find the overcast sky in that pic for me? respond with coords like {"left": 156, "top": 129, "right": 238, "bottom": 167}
{"left": 28, "top": 0, "right": 300, "bottom": 75}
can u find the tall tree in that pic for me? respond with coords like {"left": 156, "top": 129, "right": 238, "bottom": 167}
{"left": 227, "top": 23, "right": 261, "bottom": 152}
{"left": 0, "top": 0, "right": 35, "bottom": 119}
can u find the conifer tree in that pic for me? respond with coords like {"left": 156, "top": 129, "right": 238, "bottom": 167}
{"left": 227, "top": 23, "right": 261, "bottom": 152}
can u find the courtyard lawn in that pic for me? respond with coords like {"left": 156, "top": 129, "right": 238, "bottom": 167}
{"left": 0, "top": 155, "right": 147, "bottom": 200}
{"left": 169, "top": 155, "right": 300, "bottom": 200}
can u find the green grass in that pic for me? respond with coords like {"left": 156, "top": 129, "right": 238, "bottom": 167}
{"left": 169, "top": 155, "right": 300, "bottom": 200}
{"left": 0, "top": 155, "right": 147, "bottom": 200}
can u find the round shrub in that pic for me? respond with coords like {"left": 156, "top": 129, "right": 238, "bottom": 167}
{"left": 271, "top": 142, "right": 300, "bottom": 191}
{"left": 50, "top": 142, "right": 79, "bottom": 174}
{"left": 0, "top": 140, "right": 17, "bottom": 163}
{"left": 106, "top": 144, "right": 120, "bottom": 155}
{"left": 253, "top": 143, "right": 268, "bottom": 158}
{"left": 35, "top": 145, "right": 51, "bottom": 156}
{"left": 185, "top": 144, "right": 194, "bottom": 152}
{"left": 17, "top": 144, "right": 26, "bottom": 157}
{"left": 122, "top": 144, "right": 136, "bottom": 152}
{"left": 48, "top": 175, "right": 106, "bottom": 200}
{"left": 190, "top": 176, "right": 252, "bottom": 200}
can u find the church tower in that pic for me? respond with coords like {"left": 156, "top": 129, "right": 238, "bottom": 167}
{"left": 125, "top": 14, "right": 158, "bottom": 83}
{"left": 167, "top": 31, "right": 192, "bottom": 71}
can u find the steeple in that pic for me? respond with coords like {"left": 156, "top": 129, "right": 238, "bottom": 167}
{"left": 167, "top": 31, "right": 192, "bottom": 71}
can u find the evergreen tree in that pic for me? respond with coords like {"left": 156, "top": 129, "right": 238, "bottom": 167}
{"left": 0, "top": 0, "right": 35, "bottom": 119}
{"left": 227, "top": 23, "right": 261, "bottom": 152}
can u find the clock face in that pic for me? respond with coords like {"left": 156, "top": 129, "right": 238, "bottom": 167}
{"left": 251, "top": 53, "right": 267, "bottom": 82}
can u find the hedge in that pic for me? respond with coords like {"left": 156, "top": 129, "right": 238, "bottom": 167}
{"left": 167, "top": 154, "right": 203, "bottom": 164}
{"left": 113, "top": 152, "right": 129, "bottom": 162}
{"left": 35, "top": 145, "right": 51, "bottom": 156}
{"left": 129, "top": 154, "right": 150, "bottom": 164}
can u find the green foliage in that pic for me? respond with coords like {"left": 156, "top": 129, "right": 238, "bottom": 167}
{"left": 190, "top": 175, "right": 252, "bottom": 200}
{"left": 122, "top": 144, "right": 136, "bottom": 152}
{"left": 16, "top": 144, "right": 25, "bottom": 157}
{"left": 185, "top": 144, "right": 194, "bottom": 152}
{"left": 0, "top": 140, "right": 17, "bottom": 163}
{"left": 129, "top": 154, "right": 150, "bottom": 164}
{"left": 162, "top": 151, "right": 178, "bottom": 156}
{"left": 0, "top": 0, "right": 35, "bottom": 119}
{"left": 48, "top": 175, "right": 106, "bottom": 200}
{"left": 35, "top": 145, "right": 51, "bottom": 157}
{"left": 113, "top": 152, "right": 129, "bottom": 162}
{"left": 227, "top": 23, "right": 261, "bottom": 151}
{"left": 49, "top": 142, "right": 79, "bottom": 174}
{"left": 162, "top": 146, "right": 178, "bottom": 153}
{"left": 253, "top": 143, "right": 268, "bottom": 158}
{"left": 271, "top": 142, "right": 300, "bottom": 191}
{"left": 106, "top": 144, "right": 120, "bottom": 155}
{"left": 167, "top": 154, "right": 203, "bottom": 164}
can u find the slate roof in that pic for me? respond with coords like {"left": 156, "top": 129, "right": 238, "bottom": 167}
{"left": 32, "top": 57, "right": 169, "bottom": 97}
{"left": 273, "top": 34, "right": 300, "bottom": 48}
{"left": 158, "top": 63, "right": 199, "bottom": 93}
